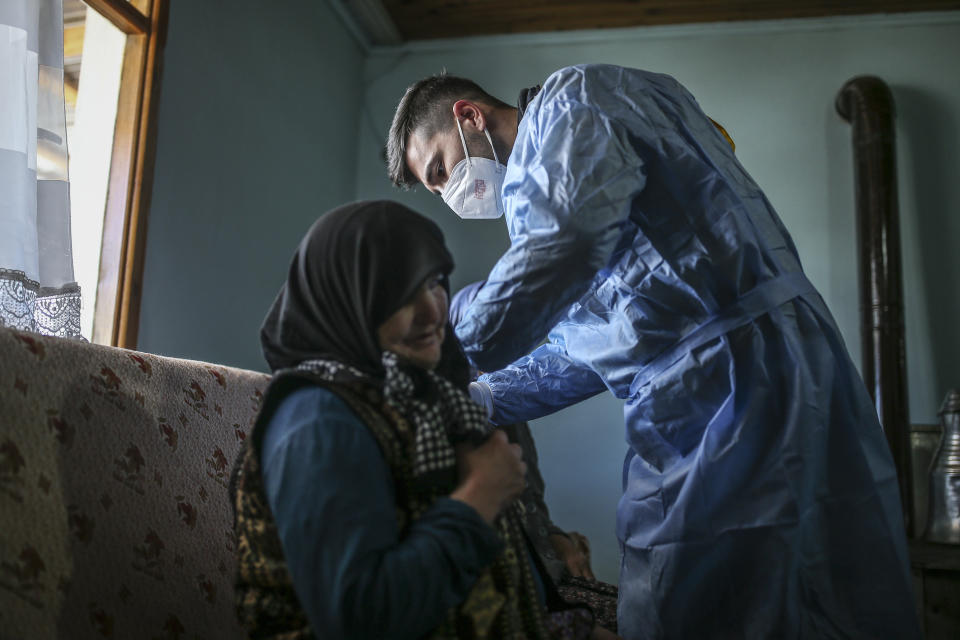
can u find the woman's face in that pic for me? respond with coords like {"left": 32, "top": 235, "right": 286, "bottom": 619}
{"left": 376, "top": 275, "right": 449, "bottom": 370}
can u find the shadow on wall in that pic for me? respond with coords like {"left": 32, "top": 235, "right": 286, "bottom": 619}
{"left": 896, "top": 86, "right": 960, "bottom": 406}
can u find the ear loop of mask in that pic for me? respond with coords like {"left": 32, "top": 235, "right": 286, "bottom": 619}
{"left": 485, "top": 129, "right": 499, "bottom": 165}
{"left": 455, "top": 117, "right": 500, "bottom": 166}
{"left": 455, "top": 118, "right": 472, "bottom": 168}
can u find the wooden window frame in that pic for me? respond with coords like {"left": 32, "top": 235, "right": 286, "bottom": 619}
{"left": 84, "top": 0, "right": 168, "bottom": 348}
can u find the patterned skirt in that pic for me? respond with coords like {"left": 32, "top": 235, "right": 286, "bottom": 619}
{"left": 556, "top": 576, "right": 619, "bottom": 632}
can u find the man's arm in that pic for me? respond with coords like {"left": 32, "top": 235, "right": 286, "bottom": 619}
{"left": 478, "top": 334, "right": 608, "bottom": 425}
{"left": 457, "top": 82, "right": 647, "bottom": 371}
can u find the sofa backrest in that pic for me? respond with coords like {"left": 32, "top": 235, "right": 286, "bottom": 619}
{"left": 0, "top": 327, "right": 270, "bottom": 639}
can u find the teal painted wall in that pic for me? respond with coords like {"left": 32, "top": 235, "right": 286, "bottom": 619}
{"left": 354, "top": 13, "right": 960, "bottom": 583}
{"left": 137, "top": 0, "right": 366, "bottom": 371}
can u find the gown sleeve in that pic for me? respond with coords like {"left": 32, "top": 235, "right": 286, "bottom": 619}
{"left": 480, "top": 327, "right": 608, "bottom": 425}
{"left": 457, "top": 79, "right": 647, "bottom": 372}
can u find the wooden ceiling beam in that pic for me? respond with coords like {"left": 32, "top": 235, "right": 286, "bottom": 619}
{"left": 383, "top": 0, "right": 960, "bottom": 40}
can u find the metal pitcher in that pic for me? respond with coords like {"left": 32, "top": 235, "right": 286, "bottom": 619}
{"left": 924, "top": 389, "right": 960, "bottom": 543}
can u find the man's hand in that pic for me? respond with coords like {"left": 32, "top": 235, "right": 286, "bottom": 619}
{"left": 450, "top": 430, "right": 526, "bottom": 525}
{"left": 550, "top": 531, "right": 595, "bottom": 580}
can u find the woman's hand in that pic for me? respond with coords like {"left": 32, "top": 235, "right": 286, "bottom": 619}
{"left": 450, "top": 430, "right": 526, "bottom": 525}
{"left": 550, "top": 531, "right": 595, "bottom": 580}
{"left": 590, "top": 625, "right": 622, "bottom": 639}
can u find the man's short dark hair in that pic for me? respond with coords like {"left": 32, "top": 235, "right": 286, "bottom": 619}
{"left": 386, "top": 73, "right": 509, "bottom": 190}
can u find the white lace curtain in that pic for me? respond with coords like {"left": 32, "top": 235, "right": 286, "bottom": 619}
{"left": 1, "top": 0, "right": 82, "bottom": 338}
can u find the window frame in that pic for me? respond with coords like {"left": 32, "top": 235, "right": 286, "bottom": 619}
{"left": 83, "top": 0, "right": 168, "bottom": 348}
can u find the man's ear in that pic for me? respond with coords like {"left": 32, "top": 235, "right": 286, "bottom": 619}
{"left": 452, "top": 100, "right": 486, "bottom": 132}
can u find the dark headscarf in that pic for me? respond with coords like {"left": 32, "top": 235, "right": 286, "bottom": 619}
{"left": 260, "top": 200, "right": 462, "bottom": 380}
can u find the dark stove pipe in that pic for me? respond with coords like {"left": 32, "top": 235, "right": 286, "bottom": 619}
{"left": 836, "top": 76, "right": 913, "bottom": 536}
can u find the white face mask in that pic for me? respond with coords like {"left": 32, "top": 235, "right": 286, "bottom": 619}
{"left": 440, "top": 119, "right": 505, "bottom": 220}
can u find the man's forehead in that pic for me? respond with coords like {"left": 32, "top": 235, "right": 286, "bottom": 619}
{"left": 405, "top": 129, "right": 446, "bottom": 180}
{"left": 405, "top": 129, "right": 434, "bottom": 162}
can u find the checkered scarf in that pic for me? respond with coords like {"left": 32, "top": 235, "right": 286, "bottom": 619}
{"left": 297, "top": 351, "right": 491, "bottom": 479}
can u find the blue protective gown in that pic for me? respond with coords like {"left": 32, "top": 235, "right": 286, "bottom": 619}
{"left": 456, "top": 64, "right": 920, "bottom": 639}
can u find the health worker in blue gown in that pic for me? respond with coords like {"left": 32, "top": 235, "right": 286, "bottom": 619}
{"left": 386, "top": 64, "right": 921, "bottom": 640}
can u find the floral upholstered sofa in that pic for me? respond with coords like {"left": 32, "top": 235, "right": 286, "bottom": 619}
{"left": 0, "top": 326, "right": 270, "bottom": 639}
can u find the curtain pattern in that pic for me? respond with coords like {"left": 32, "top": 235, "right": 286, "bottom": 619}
{"left": 0, "top": 0, "right": 82, "bottom": 338}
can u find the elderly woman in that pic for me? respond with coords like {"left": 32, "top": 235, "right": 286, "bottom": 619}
{"left": 230, "top": 201, "right": 613, "bottom": 639}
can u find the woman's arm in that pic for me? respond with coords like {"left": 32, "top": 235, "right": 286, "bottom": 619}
{"left": 261, "top": 386, "right": 504, "bottom": 639}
